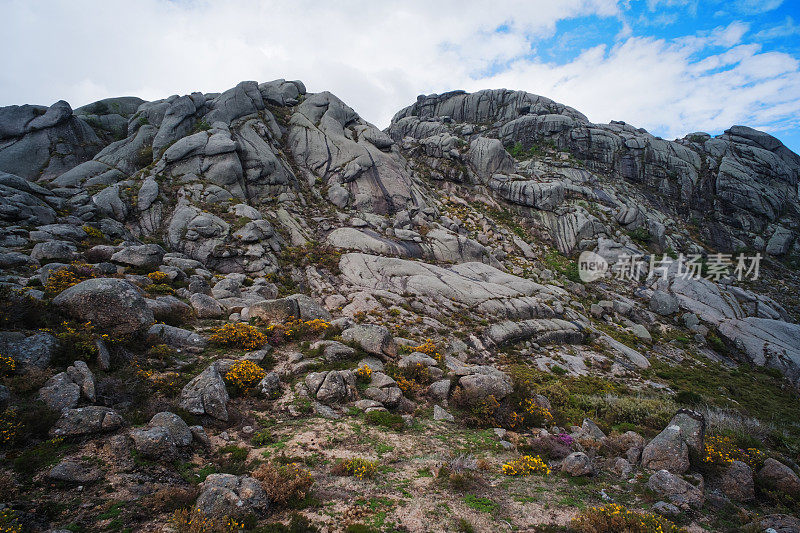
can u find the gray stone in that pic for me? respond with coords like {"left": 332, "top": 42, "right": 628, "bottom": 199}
{"left": 458, "top": 367, "right": 513, "bottom": 402}
{"left": 433, "top": 405, "right": 454, "bottom": 422}
{"left": 39, "top": 372, "right": 80, "bottom": 411}
{"left": 149, "top": 411, "right": 192, "bottom": 446}
{"left": 196, "top": 473, "right": 269, "bottom": 518}
{"left": 668, "top": 409, "right": 705, "bottom": 456}
{"left": 646, "top": 469, "right": 704, "bottom": 509}
{"left": 148, "top": 323, "right": 208, "bottom": 353}
{"left": 642, "top": 425, "right": 689, "bottom": 474}
{"left": 48, "top": 459, "right": 102, "bottom": 483}
{"left": 257, "top": 372, "right": 281, "bottom": 398}
{"left": 650, "top": 290, "right": 679, "bottom": 315}
{"left": 179, "top": 364, "right": 229, "bottom": 421}
{"left": 190, "top": 293, "right": 224, "bottom": 318}
{"left": 53, "top": 278, "right": 154, "bottom": 336}
{"left": 51, "top": 406, "right": 123, "bottom": 437}
{"left": 722, "top": 460, "right": 755, "bottom": 502}
{"left": 562, "top": 452, "right": 593, "bottom": 476}
{"left": 581, "top": 418, "right": 606, "bottom": 440}
{"left": 341, "top": 324, "right": 397, "bottom": 358}
{"left": 66, "top": 360, "right": 96, "bottom": 402}
{"left": 131, "top": 425, "right": 177, "bottom": 459}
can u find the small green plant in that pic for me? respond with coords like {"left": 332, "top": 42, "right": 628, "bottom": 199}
{"left": 463, "top": 494, "right": 497, "bottom": 514}
{"left": 252, "top": 429, "right": 275, "bottom": 446}
{"left": 364, "top": 410, "right": 405, "bottom": 431}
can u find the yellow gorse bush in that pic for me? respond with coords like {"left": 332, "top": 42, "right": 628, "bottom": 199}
{"left": 224, "top": 360, "right": 266, "bottom": 390}
{"left": 171, "top": 508, "right": 244, "bottom": 533}
{"left": 209, "top": 323, "right": 267, "bottom": 350}
{"left": 0, "top": 509, "right": 22, "bottom": 533}
{"left": 355, "top": 364, "right": 372, "bottom": 381}
{"left": 0, "top": 354, "right": 16, "bottom": 375}
{"left": 147, "top": 271, "right": 170, "bottom": 283}
{"left": 502, "top": 454, "right": 551, "bottom": 476}
{"left": 411, "top": 338, "right": 442, "bottom": 361}
{"left": 341, "top": 457, "right": 378, "bottom": 479}
{"left": 0, "top": 411, "right": 22, "bottom": 446}
{"left": 572, "top": 503, "right": 683, "bottom": 533}
{"left": 703, "top": 434, "right": 765, "bottom": 470}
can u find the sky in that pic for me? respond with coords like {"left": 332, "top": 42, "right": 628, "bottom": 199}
{"left": 2, "top": 0, "right": 799, "bottom": 153}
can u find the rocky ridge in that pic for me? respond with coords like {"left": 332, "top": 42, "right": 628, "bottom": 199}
{"left": 0, "top": 81, "right": 798, "bottom": 532}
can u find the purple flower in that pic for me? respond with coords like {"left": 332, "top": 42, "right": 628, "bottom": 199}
{"left": 555, "top": 433, "right": 574, "bottom": 446}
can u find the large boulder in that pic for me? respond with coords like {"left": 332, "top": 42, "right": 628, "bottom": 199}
{"left": 667, "top": 409, "right": 705, "bottom": 456}
{"left": 179, "top": 364, "right": 229, "bottom": 421}
{"left": 38, "top": 373, "right": 80, "bottom": 411}
{"left": 341, "top": 324, "right": 396, "bottom": 358}
{"left": 757, "top": 458, "right": 800, "bottom": 499}
{"left": 641, "top": 425, "right": 689, "bottom": 474}
{"left": 305, "top": 370, "right": 355, "bottom": 404}
{"left": 50, "top": 406, "right": 123, "bottom": 437}
{"left": 646, "top": 469, "right": 704, "bottom": 509}
{"left": 561, "top": 452, "right": 593, "bottom": 476}
{"left": 196, "top": 473, "right": 269, "bottom": 519}
{"left": 457, "top": 367, "right": 513, "bottom": 402}
{"left": 53, "top": 278, "right": 154, "bottom": 336}
{"left": 721, "top": 460, "right": 755, "bottom": 502}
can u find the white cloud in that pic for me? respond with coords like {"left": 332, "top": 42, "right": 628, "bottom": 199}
{"left": 0, "top": 0, "right": 798, "bottom": 151}
{"left": 754, "top": 16, "right": 800, "bottom": 40}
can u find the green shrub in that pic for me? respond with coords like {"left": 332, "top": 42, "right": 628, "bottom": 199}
{"left": 364, "top": 410, "right": 405, "bottom": 431}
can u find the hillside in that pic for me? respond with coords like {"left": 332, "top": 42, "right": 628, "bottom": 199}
{"left": 0, "top": 80, "right": 799, "bottom": 532}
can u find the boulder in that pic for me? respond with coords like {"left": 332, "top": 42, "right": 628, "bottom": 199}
{"left": 561, "top": 452, "right": 593, "bottom": 476}
{"left": 458, "top": 367, "right": 513, "bottom": 402}
{"left": 51, "top": 406, "right": 123, "bottom": 437}
{"left": 48, "top": 459, "right": 102, "bottom": 484}
{"left": 433, "top": 405, "right": 455, "bottom": 422}
{"left": 131, "top": 425, "right": 177, "bottom": 459}
{"left": 189, "top": 293, "right": 224, "bottom": 318}
{"left": 148, "top": 323, "right": 208, "bottom": 353}
{"left": 0, "top": 332, "right": 58, "bottom": 368}
{"left": 757, "top": 458, "right": 800, "bottom": 498}
{"left": 721, "top": 460, "right": 755, "bottom": 502}
{"left": 179, "top": 364, "right": 229, "bottom": 421}
{"left": 110, "top": 244, "right": 165, "bottom": 269}
{"left": 650, "top": 290, "right": 679, "bottom": 315}
{"left": 53, "top": 278, "right": 154, "bottom": 336}
{"left": 66, "top": 360, "right": 96, "bottom": 402}
{"left": 38, "top": 373, "right": 80, "bottom": 411}
{"left": 641, "top": 425, "right": 689, "bottom": 474}
{"left": 257, "top": 372, "right": 281, "bottom": 398}
{"left": 305, "top": 370, "right": 354, "bottom": 404}
{"left": 196, "top": 473, "right": 269, "bottom": 518}
{"left": 149, "top": 411, "right": 192, "bottom": 446}
{"left": 668, "top": 409, "right": 705, "bottom": 456}
{"left": 341, "top": 324, "right": 397, "bottom": 358}
{"left": 646, "top": 469, "right": 704, "bottom": 509}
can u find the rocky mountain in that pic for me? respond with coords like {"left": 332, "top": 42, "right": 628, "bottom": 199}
{"left": 0, "top": 80, "right": 799, "bottom": 532}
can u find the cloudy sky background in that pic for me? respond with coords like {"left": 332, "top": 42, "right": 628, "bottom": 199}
{"left": 2, "top": 0, "right": 799, "bottom": 151}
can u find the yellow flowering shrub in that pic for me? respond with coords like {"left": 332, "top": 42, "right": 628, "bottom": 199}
{"left": 334, "top": 457, "right": 378, "bottom": 480}
{"left": 411, "top": 338, "right": 442, "bottom": 361}
{"left": 0, "top": 509, "right": 22, "bottom": 533}
{"left": 209, "top": 323, "right": 267, "bottom": 350}
{"left": 44, "top": 263, "right": 96, "bottom": 296}
{"left": 224, "top": 360, "right": 266, "bottom": 392}
{"left": 703, "top": 434, "right": 765, "bottom": 470}
{"left": 264, "top": 319, "right": 331, "bottom": 345}
{"left": 502, "top": 455, "right": 551, "bottom": 476}
{"left": 0, "top": 411, "right": 22, "bottom": 447}
{"left": 81, "top": 225, "right": 104, "bottom": 241}
{"left": 355, "top": 364, "right": 372, "bottom": 382}
{"left": 572, "top": 503, "right": 682, "bottom": 533}
{"left": 171, "top": 508, "right": 244, "bottom": 533}
{"left": 53, "top": 321, "right": 98, "bottom": 362}
{"left": 0, "top": 354, "right": 16, "bottom": 375}
{"left": 147, "top": 271, "right": 170, "bottom": 283}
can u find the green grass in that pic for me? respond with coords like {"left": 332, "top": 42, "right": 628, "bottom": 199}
{"left": 463, "top": 494, "right": 498, "bottom": 513}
